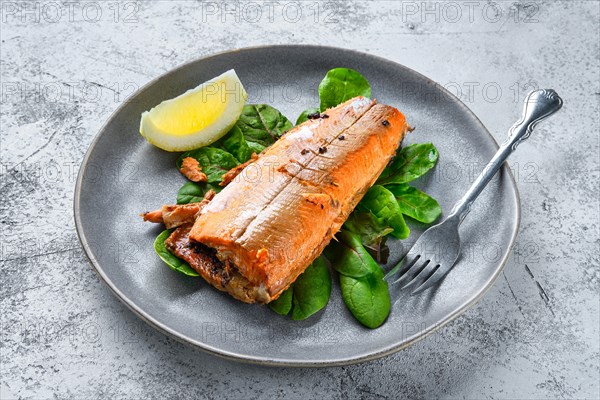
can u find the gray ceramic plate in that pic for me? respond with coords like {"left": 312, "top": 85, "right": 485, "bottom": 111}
{"left": 74, "top": 45, "right": 520, "bottom": 366}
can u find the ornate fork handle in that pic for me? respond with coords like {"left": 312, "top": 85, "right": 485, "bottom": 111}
{"left": 449, "top": 89, "right": 563, "bottom": 223}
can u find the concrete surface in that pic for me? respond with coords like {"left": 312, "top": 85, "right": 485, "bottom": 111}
{"left": 1, "top": 1, "right": 599, "bottom": 398}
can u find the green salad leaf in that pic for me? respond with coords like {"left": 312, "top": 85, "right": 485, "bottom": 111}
{"left": 269, "top": 286, "right": 293, "bottom": 316}
{"left": 154, "top": 230, "right": 199, "bottom": 277}
{"left": 214, "top": 125, "right": 253, "bottom": 163}
{"left": 357, "top": 185, "right": 410, "bottom": 240}
{"left": 318, "top": 68, "right": 371, "bottom": 111}
{"left": 295, "top": 107, "right": 320, "bottom": 125}
{"left": 327, "top": 230, "right": 390, "bottom": 329}
{"left": 378, "top": 143, "right": 439, "bottom": 185}
{"left": 343, "top": 210, "right": 393, "bottom": 263}
{"left": 235, "top": 104, "right": 293, "bottom": 153}
{"left": 340, "top": 272, "right": 390, "bottom": 329}
{"left": 176, "top": 181, "right": 222, "bottom": 204}
{"left": 269, "top": 256, "right": 332, "bottom": 320}
{"left": 343, "top": 210, "right": 394, "bottom": 248}
{"left": 291, "top": 256, "right": 332, "bottom": 320}
{"left": 325, "top": 230, "right": 376, "bottom": 278}
{"left": 387, "top": 183, "right": 442, "bottom": 224}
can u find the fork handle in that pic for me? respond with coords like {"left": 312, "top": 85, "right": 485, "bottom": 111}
{"left": 449, "top": 89, "right": 563, "bottom": 223}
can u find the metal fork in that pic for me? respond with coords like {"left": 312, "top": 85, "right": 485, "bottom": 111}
{"left": 384, "top": 89, "right": 563, "bottom": 294}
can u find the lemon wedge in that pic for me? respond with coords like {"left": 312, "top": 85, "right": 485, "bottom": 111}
{"left": 140, "top": 69, "right": 247, "bottom": 152}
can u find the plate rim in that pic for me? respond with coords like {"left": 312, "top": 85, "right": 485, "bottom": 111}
{"left": 74, "top": 44, "right": 521, "bottom": 367}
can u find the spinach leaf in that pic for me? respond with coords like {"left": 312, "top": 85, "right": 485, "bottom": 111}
{"left": 328, "top": 230, "right": 391, "bottom": 329}
{"left": 153, "top": 230, "right": 199, "bottom": 277}
{"left": 340, "top": 271, "right": 390, "bottom": 329}
{"left": 318, "top": 68, "right": 371, "bottom": 111}
{"left": 344, "top": 210, "right": 394, "bottom": 247}
{"left": 343, "top": 211, "right": 392, "bottom": 263}
{"left": 269, "top": 256, "right": 332, "bottom": 320}
{"left": 269, "top": 287, "right": 293, "bottom": 316}
{"left": 387, "top": 183, "right": 442, "bottom": 224}
{"left": 358, "top": 185, "right": 410, "bottom": 239}
{"left": 176, "top": 181, "right": 221, "bottom": 204}
{"left": 235, "top": 104, "right": 293, "bottom": 153}
{"left": 291, "top": 256, "right": 332, "bottom": 320}
{"left": 326, "top": 230, "right": 381, "bottom": 278}
{"left": 214, "top": 125, "right": 253, "bottom": 163}
{"left": 378, "top": 143, "right": 439, "bottom": 185}
{"left": 177, "top": 147, "right": 239, "bottom": 183}
{"left": 364, "top": 241, "right": 391, "bottom": 265}
{"left": 295, "top": 107, "right": 320, "bottom": 125}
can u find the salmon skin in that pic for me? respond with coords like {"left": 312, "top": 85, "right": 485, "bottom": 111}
{"left": 189, "top": 96, "right": 409, "bottom": 303}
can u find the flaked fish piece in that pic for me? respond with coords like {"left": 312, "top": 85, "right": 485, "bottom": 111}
{"left": 179, "top": 157, "right": 207, "bottom": 182}
{"left": 189, "top": 97, "right": 409, "bottom": 303}
{"left": 220, "top": 153, "right": 259, "bottom": 186}
{"left": 142, "top": 190, "right": 215, "bottom": 229}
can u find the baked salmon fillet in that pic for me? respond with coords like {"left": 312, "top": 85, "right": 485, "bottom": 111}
{"left": 186, "top": 96, "right": 409, "bottom": 303}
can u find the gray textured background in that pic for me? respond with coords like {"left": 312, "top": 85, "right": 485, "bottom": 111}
{"left": 1, "top": 1, "right": 599, "bottom": 399}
